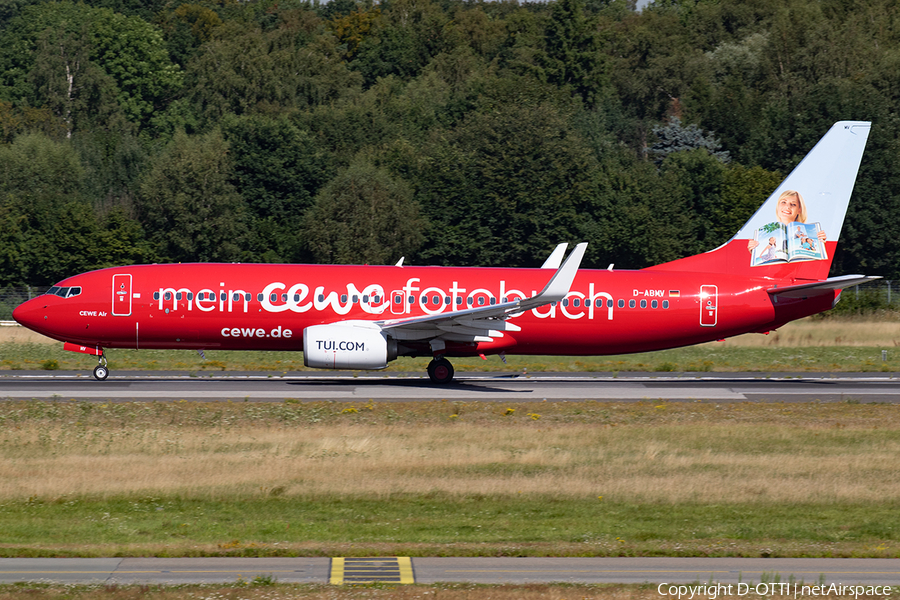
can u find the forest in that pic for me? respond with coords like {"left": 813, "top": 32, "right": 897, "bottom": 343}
{"left": 0, "top": 0, "right": 898, "bottom": 287}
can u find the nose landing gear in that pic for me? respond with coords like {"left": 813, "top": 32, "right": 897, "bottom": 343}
{"left": 427, "top": 357, "right": 454, "bottom": 384}
{"left": 93, "top": 353, "right": 109, "bottom": 381}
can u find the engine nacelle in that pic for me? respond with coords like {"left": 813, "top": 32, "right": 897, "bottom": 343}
{"left": 303, "top": 321, "right": 397, "bottom": 370}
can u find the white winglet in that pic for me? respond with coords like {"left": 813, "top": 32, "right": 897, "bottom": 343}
{"left": 395, "top": 257, "right": 404, "bottom": 267}
{"left": 532, "top": 242, "right": 587, "bottom": 303}
{"left": 378, "top": 242, "right": 588, "bottom": 339}
{"left": 540, "top": 243, "right": 568, "bottom": 269}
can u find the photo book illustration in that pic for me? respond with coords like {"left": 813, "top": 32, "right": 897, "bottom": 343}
{"left": 751, "top": 221, "right": 827, "bottom": 267}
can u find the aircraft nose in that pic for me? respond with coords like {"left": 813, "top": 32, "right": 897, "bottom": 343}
{"left": 12, "top": 297, "right": 47, "bottom": 332}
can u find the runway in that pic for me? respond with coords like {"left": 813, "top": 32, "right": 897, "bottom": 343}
{"left": 0, "top": 557, "right": 898, "bottom": 586}
{"left": 0, "top": 371, "right": 899, "bottom": 402}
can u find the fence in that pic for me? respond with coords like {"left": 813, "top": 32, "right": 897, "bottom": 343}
{"left": 1, "top": 282, "right": 898, "bottom": 321}
{"left": 0, "top": 286, "right": 50, "bottom": 321}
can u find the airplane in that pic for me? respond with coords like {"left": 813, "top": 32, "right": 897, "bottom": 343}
{"left": 13, "top": 121, "right": 878, "bottom": 383}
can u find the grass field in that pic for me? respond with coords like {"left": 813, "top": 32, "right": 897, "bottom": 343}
{"left": 1, "top": 400, "right": 899, "bottom": 559}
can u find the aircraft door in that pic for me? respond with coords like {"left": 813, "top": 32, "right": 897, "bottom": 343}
{"left": 699, "top": 285, "right": 717, "bottom": 326}
{"left": 112, "top": 274, "right": 132, "bottom": 316}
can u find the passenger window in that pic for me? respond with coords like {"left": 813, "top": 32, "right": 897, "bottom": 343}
{"left": 651, "top": 300, "right": 658, "bottom": 309}
{"left": 562, "top": 299, "right": 569, "bottom": 307}
{"left": 165, "top": 292, "right": 172, "bottom": 301}
{"left": 373, "top": 295, "right": 381, "bottom": 303}
{"left": 220, "top": 292, "right": 226, "bottom": 301}
{"left": 490, "top": 297, "right": 496, "bottom": 305}
{"left": 233, "top": 293, "right": 240, "bottom": 302}
{"left": 573, "top": 298, "right": 580, "bottom": 307}
{"left": 153, "top": 292, "right": 160, "bottom": 300}
{"left": 640, "top": 300, "right": 647, "bottom": 308}
{"left": 176, "top": 292, "right": 183, "bottom": 300}
{"left": 294, "top": 294, "right": 301, "bottom": 302}
{"left": 257, "top": 294, "right": 263, "bottom": 302}
{"left": 394, "top": 295, "right": 402, "bottom": 304}
{"left": 618, "top": 299, "right": 624, "bottom": 308}
{"left": 352, "top": 295, "right": 359, "bottom": 303}
{"left": 663, "top": 300, "right": 669, "bottom": 309}
{"left": 363, "top": 295, "right": 369, "bottom": 303}
{"left": 319, "top": 295, "right": 325, "bottom": 302}
{"left": 456, "top": 297, "right": 462, "bottom": 305}
{"left": 281, "top": 294, "right": 288, "bottom": 302}
{"left": 628, "top": 300, "right": 635, "bottom": 308}
{"left": 245, "top": 293, "right": 251, "bottom": 301}
{"left": 270, "top": 294, "right": 277, "bottom": 302}
{"left": 433, "top": 295, "right": 440, "bottom": 304}
{"left": 467, "top": 297, "right": 474, "bottom": 306}
{"left": 421, "top": 296, "right": 428, "bottom": 305}
{"left": 478, "top": 297, "right": 485, "bottom": 305}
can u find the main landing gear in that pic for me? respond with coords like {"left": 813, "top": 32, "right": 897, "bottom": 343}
{"left": 427, "top": 357, "right": 454, "bottom": 384}
{"left": 93, "top": 353, "right": 109, "bottom": 381}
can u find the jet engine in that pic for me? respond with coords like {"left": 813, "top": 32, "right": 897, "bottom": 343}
{"left": 303, "top": 321, "right": 397, "bottom": 369}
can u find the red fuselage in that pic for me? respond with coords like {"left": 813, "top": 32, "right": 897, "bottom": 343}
{"left": 12, "top": 253, "right": 836, "bottom": 359}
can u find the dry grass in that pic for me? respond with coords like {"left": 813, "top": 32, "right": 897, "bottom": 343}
{"left": 719, "top": 319, "right": 900, "bottom": 347}
{"left": 0, "top": 325, "right": 55, "bottom": 345}
{"left": 1, "top": 401, "right": 898, "bottom": 503}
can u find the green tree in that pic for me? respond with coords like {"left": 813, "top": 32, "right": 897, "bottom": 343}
{"left": 410, "top": 96, "right": 598, "bottom": 267}
{"left": 28, "top": 25, "right": 125, "bottom": 138}
{"left": 304, "top": 158, "right": 425, "bottom": 265}
{"left": 137, "top": 130, "right": 248, "bottom": 262}
{"left": 0, "top": 1, "right": 181, "bottom": 130}
{"left": 540, "top": 0, "right": 605, "bottom": 106}
{"left": 185, "top": 21, "right": 362, "bottom": 125}
{"left": 0, "top": 132, "right": 150, "bottom": 285}
{"left": 222, "top": 113, "right": 334, "bottom": 262}
{"left": 351, "top": 0, "right": 449, "bottom": 85}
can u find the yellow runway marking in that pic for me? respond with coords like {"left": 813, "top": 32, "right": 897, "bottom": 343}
{"left": 330, "top": 557, "right": 414, "bottom": 585}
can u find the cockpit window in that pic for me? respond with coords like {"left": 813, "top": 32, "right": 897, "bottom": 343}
{"left": 44, "top": 286, "right": 82, "bottom": 298}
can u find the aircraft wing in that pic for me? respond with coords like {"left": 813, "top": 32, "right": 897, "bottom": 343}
{"left": 378, "top": 243, "right": 587, "bottom": 343}
{"left": 766, "top": 275, "right": 882, "bottom": 298}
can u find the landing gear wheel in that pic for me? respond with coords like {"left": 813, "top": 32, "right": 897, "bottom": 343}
{"left": 93, "top": 365, "right": 109, "bottom": 381}
{"left": 427, "top": 357, "right": 454, "bottom": 384}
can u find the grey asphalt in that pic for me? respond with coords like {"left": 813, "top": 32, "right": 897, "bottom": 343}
{"left": 0, "top": 371, "right": 899, "bottom": 402}
{"left": 0, "top": 557, "right": 898, "bottom": 585}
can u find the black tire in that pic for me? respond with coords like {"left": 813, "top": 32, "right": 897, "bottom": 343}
{"left": 93, "top": 365, "right": 109, "bottom": 381}
{"left": 427, "top": 358, "right": 454, "bottom": 384}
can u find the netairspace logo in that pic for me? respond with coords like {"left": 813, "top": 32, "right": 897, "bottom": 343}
{"left": 657, "top": 583, "right": 893, "bottom": 599}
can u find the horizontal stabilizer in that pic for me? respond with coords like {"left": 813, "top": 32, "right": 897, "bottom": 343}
{"left": 767, "top": 275, "right": 881, "bottom": 298}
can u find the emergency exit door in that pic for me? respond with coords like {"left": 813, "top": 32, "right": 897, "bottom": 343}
{"left": 699, "top": 285, "right": 717, "bottom": 326}
{"left": 112, "top": 274, "right": 132, "bottom": 316}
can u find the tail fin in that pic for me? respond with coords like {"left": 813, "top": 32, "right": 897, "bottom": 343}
{"left": 648, "top": 121, "right": 871, "bottom": 280}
